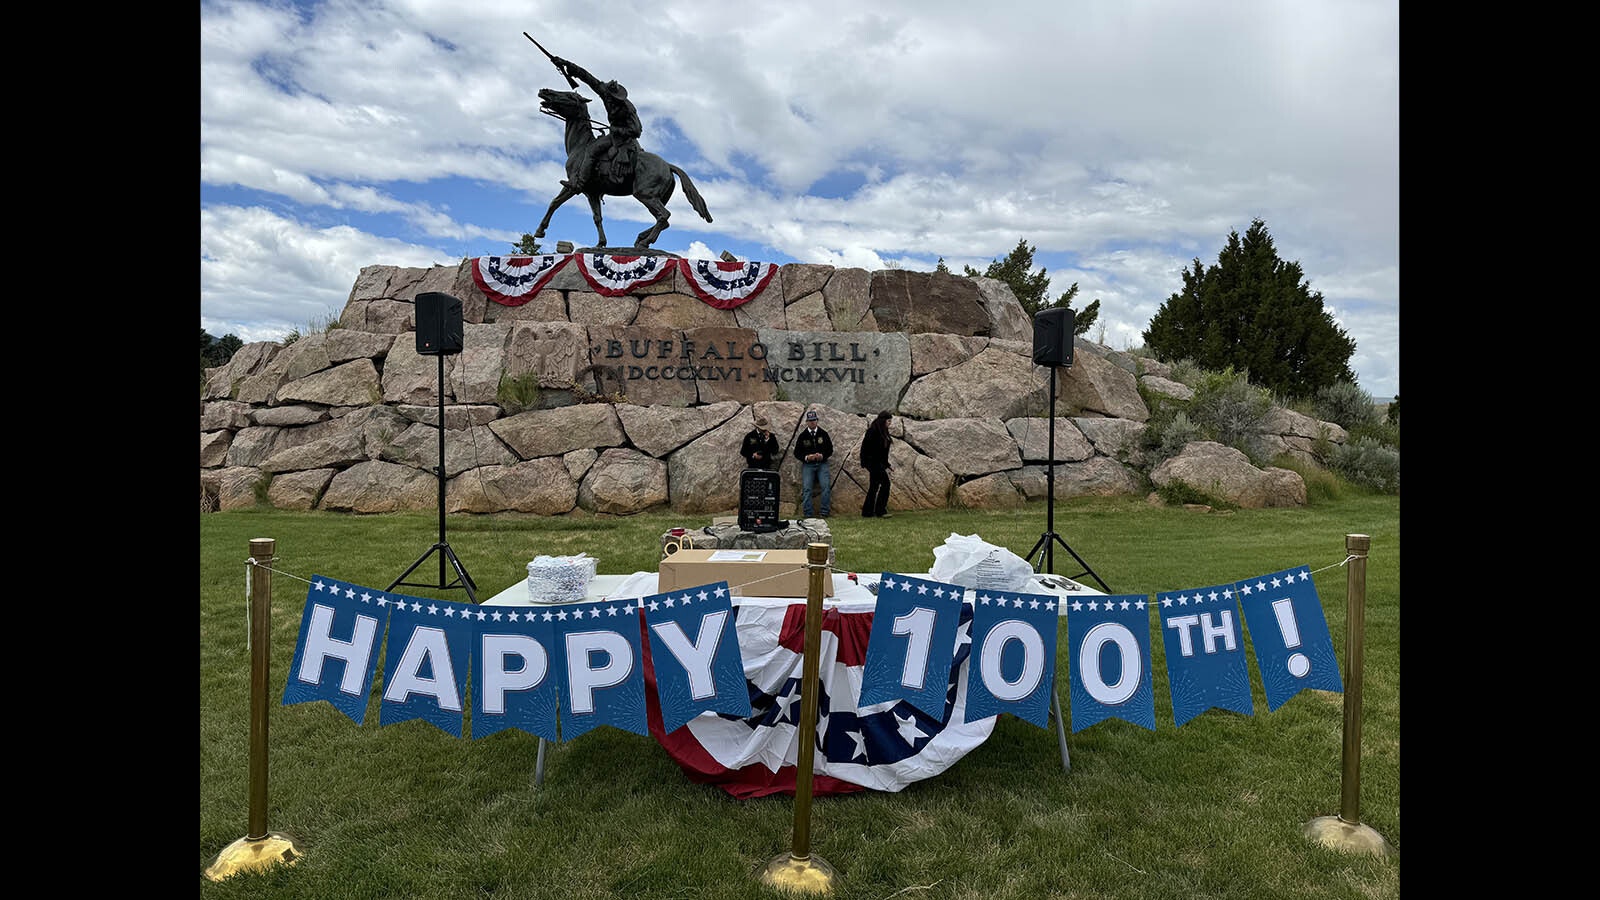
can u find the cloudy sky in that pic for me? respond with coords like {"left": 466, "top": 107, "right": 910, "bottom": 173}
{"left": 200, "top": 0, "right": 1399, "bottom": 399}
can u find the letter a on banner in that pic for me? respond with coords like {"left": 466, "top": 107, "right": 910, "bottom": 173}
{"left": 380, "top": 594, "right": 475, "bottom": 737}
{"left": 1235, "top": 566, "right": 1343, "bottom": 711}
{"left": 283, "top": 576, "right": 388, "bottom": 724}
{"left": 859, "top": 574, "right": 965, "bottom": 720}
{"left": 1157, "top": 583, "right": 1254, "bottom": 727}
{"left": 472, "top": 607, "right": 561, "bottom": 742}
{"left": 965, "top": 587, "right": 1060, "bottom": 728}
{"left": 1066, "top": 594, "right": 1156, "bottom": 732}
{"left": 643, "top": 581, "right": 752, "bottom": 734}
{"left": 554, "top": 599, "right": 649, "bottom": 739}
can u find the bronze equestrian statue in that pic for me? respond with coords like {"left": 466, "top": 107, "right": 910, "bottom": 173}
{"left": 528, "top": 48, "right": 712, "bottom": 250}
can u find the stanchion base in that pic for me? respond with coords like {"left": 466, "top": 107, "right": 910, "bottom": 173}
{"left": 759, "top": 851, "right": 838, "bottom": 894}
{"left": 1303, "top": 816, "right": 1396, "bottom": 859}
{"left": 204, "top": 832, "right": 304, "bottom": 881}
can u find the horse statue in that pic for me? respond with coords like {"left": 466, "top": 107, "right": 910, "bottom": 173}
{"left": 531, "top": 88, "right": 713, "bottom": 251}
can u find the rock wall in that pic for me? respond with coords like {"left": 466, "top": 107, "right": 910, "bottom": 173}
{"left": 201, "top": 257, "right": 1345, "bottom": 515}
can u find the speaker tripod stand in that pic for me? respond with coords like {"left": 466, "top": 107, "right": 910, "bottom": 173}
{"left": 1024, "top": 355, "right": 1111, "bottom": 775}
{"left": 389, "top": 350, "right": 478, "bottom": 602}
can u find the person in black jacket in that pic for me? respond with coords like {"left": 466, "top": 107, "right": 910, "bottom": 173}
{"left": 859, "top": 411, "right": 893, "bottom": 518}
{"left": 792, "top": 409, "right": 833, "bottom": 518}
{"left": 740, "top": 414, "right": 780, "bottom": 470}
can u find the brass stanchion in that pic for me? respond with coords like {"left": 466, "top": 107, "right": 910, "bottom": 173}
{"left": 206, "top": 538, "right": 305, "bottom": 881}
{"left": 759, "top": 542, "right": 839, "bottom": 894}
{"left": 1304, "top": 533, "right": 1395, "bottom": 859}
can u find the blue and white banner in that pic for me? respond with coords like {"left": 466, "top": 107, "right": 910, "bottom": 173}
{"left": 643, "top": 581, "right": 752, "bottom": 734}
{"left": 964, "top": 587, "right": 1060, "bottom": 728}
{"left": 1158, "top": 583, "right": 1254, "bottom": 727}
{"left": 471, "top": 607, "right": 560, "bottom": 742}
{"left": 282, "top": 576, "right": 389, "bottom": 724}
{"left": 858, "top": 574, "right": 965, "bottom": 720}
{"left": 1236, "top": 566, "right": 1343, "bottom": 710}
{"left": 553, "top": 598, "right": 650, "bottom": 739}
{"left": 1066, "top": 594, "right": 1156, "bottom": 732}
{"left": 379, "top": 594, "right": 476, "bottom": 737}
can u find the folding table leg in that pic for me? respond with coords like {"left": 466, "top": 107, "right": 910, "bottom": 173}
{"left": 1050, "top": 689, "right": 1071, "bottom": 773}
{"left": 535, "top": 737, "right": 547, "bottom": 787}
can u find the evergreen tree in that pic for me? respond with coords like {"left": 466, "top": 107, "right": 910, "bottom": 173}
{"left": 512, "top": 233, "right": 543, "bottom": 255}
{"left": 963, "top": 237, "right": 1099, "bottom": 328}
{"left": 935, "top": 257, "right": 950, "bottom": 273}
{"left": 1142, "top": 219, "right": 1355, "bottom": 398}
{"left": 201, "top": 328, "right": 243, "bottom": 370}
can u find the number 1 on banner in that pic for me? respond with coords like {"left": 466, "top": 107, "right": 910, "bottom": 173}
{"left": 858, "top": 574, "right": 964, "bottom": 720}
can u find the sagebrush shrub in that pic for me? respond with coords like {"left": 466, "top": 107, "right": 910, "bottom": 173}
{"left": 1313, "top": 380, "right": 1381, "bottom": 431}
{"left": 1330, "top": 436, "right": 1400, "bottom": 494}
{"left": 1188, "top": 367, "right": 1273, "bottom": 450}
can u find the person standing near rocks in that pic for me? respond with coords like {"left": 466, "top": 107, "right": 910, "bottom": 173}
{"left": 859, "top": 410, "right": 894, "bottom": 518}
{"left": 740, "top": 414, "right": 780, "bottom": 470}
{"left": 793, "top": 409, "right": 833, "bottom": 518}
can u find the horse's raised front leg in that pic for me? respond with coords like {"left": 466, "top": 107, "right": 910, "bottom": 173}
{"left": 533, "top": 185, "right": 579, "bottom": 239}
{"left": 587, "top": 192, "right": 607, "bottom": 248}
{"left": 634, "top": 195, "right": 671, "bottom": 249}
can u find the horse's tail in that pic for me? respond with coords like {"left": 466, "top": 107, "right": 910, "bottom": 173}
{"left": 670, "top": 165, "right": 714, "bottom": 223}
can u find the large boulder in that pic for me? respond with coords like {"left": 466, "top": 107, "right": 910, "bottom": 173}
{"left": 1150, "top": 441, "right": 1306, "bottom": 508}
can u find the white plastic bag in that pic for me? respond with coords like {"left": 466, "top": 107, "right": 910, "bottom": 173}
{"left": 928, "top": 533, "right": 1034, "bottom": 592}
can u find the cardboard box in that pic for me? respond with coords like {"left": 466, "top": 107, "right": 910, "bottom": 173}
{"left": 658, "top": 548, "right": 833, "bottom": 599}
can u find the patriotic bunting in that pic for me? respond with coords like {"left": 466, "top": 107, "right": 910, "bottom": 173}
{"left": 553, "top": 597, "right": 650, "bottom": 739}
{"left": 379, "top": 593, "right": 476, "bottom": 736}
{"left": 281, "top": 560, "right": 1348, "bottom": 795}
{"left": 574, "top": 253, "right": 676, "bottom": 297}
{"left": 858, "top": 574, "right": 965, "bottom": 719}
{"left": 965, "top": 586, "right": 1061, "bottom": 728}
{"left": 642, "top": 581, "right": 752, "bottom": 733}
{"left": 1158, "top": 583, "right": 1254, "bottom": 726}
{"left": 282, "top": 575, "right": 390, "bottom": 725}
{"left": 676, "top": 258, "right": 779, "bottom": 309}
{"left": 1066, "top": 594, "right": 1156, "bottom": 732}
{"left": 471, "top": 607, "right": 560, "bottom": 742}
{"left": 471, "top": 255, "right": 569, "bottom": 306}
{"left": 1236, "top": 566, "right": 1343, "bottom": 710}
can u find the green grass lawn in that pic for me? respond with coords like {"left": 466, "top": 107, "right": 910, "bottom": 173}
{"left": 200, "top": 494, "right": 1399, "bottom": 899}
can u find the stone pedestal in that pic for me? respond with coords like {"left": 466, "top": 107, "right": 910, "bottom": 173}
{"left": 661, "top": 516, "right": 832, "bottom": 556}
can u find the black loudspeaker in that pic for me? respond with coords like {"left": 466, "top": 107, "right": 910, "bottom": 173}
{"left": 1032, "top": 307, "right": 1075, "bottom": 367}
{"left": 415, "top": 292, "right": 464, "bottom": 356}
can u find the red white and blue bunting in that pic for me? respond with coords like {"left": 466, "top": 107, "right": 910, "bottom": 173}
{"left": 574, "top": 253, "right": 676, "bottom": 297}
{"left": 676, "top": 258, "right": 779, "bottom": 309}
{"left": 472, "top": 255, "right": 570, "bottom": 307}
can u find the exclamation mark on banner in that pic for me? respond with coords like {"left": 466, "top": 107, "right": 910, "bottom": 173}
{"left": 1270, "top": 598, "right": 1312, "bottom": 678}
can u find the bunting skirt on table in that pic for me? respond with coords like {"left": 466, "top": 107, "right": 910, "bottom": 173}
{"left": 644, "top": 601, "right": 996, "bottom": 798}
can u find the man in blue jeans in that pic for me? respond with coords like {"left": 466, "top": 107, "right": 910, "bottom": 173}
{"left": 793, "top": 409, "right": 833, "bottom": 518}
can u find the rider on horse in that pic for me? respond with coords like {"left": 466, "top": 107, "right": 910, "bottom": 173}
{"left": 550, "top": 56, "right": 642, "bottom": 191}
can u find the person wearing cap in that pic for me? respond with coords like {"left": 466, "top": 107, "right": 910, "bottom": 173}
{"left": 793, "top": 409, "right": 834, "bottom": 518}
{"left": 740, "top": 413, "right": 780, "bottom": 470}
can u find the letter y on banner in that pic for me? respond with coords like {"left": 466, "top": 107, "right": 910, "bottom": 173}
{"left": 965, "top": 587, "right": 1060, "bottom": 728}
{"left": 1236, "top": 566, "right": 1343, "bottom": 711}
{"left": 1066, "top": 594, "right": 1156, "bottom": 732}
{"left": 282, "top": 576, "right": 387, "bottom": 724}
{"left": 644, "top": 581, "right": 751, "bottom": 734}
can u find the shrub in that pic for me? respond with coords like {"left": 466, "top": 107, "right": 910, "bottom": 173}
{"left": 1270, "top": 454, "right": 1347, "bottom": 504}
{"left": 1187, "top": 367, "right": 1273, "bottom": 452}
{"left": 1313, "top": 380, "right": 1381, "bottom": 431}
{"left": 1167, "top": 358, "right": 1205, "bottom": 388}
{"left": 1144, "top": 409, "right": 1202, "bottom": 463}
{"left": 496, "top": 372, "right": 543, "bottom": 413}
{"left": 1155, "top": 478, "right": 1237, "bottom": 510}
{"left": 1329, "top": 436, "right": 1400, "bottom": 494}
